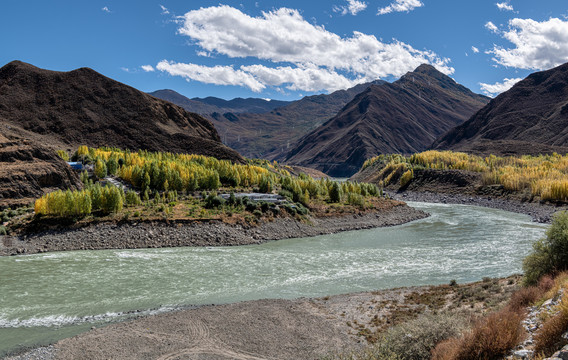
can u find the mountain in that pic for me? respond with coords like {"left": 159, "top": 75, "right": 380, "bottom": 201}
{"left": 0, "top": 61, "right": 242, "bottom": 162}
{"left": 191, "top": 96, "right": 290, "bottom": 114}
{"left": 283, "top": 64, "right": 490, "bottom": 177}
{"left": 149, "top": 90, "right": 290, "bottom": 115}
{"left": 0, "top": 129, "right": 81, "bottom": 208}
{"left": 152, "top": 81, "right": 384, "bottom": 159}
{"left": 432, "top": 62, "right": 568, "bottom": 155}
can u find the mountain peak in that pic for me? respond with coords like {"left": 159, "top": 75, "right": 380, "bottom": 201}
{"left": 414, "top": 63, "right": 439, "bottom": 74}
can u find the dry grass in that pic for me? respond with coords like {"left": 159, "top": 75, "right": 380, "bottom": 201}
{"left": 534, "top": 311, "right": 568, "bottom": 355}
{"left": 431, "top": 308, "right": 525, "bottom": 360}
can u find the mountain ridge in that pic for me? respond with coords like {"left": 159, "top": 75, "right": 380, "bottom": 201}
{"left": 151, "top": 81, "right": 385, "bottom": 159}
{"left": 432, "top": 62, "right": 568, "bottom": 155}
{"left": 282, "top": 64, "right": 490, "bottom": 177}
{"left": 0, "top": 60, "right": 242, "bottom": 162}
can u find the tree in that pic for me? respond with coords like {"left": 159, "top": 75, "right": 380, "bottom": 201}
{"left": 95, "top": 158, "right": 107, "bottom": 179}
{"left": 523, "top": 211, "right": 568, "bottom": 285}
{"left": 329, "top": 182, "right": 342, "bottom": 203}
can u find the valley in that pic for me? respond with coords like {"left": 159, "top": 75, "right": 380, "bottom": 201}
{"left": 3, "top": 42, "right": 568, "bottom": 360}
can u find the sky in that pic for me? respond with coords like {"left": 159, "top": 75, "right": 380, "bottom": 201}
{"left": 1, "top": 1, "right": 568, "bottom": 100}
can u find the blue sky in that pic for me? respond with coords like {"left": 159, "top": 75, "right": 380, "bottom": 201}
{"left": 1, "top": 1, "right": 567, "bottom": 100}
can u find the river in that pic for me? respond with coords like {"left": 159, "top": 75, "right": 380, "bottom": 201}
{"left": 0, "top": 202, "right": 548, "bottom": 355}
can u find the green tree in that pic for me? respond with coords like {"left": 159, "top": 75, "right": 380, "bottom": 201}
{"left": 94, "top": 158, "right": 107, "bottom": 179}
{"left": 523, "top": 211, "right": 568, "bottom": 285}
{"left": 329, "top": 182, "right": 342, "bottom": 203}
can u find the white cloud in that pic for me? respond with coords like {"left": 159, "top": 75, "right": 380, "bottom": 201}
{"left": 471, "top": 46, "right": 480, "bottom": 53}
{"left": 240, "top": 64, "right": 360, "bottom": 92}
{"left": 496, "top": 2, "right": 514, "bottom": 12}
{"left": 485, "top": 21, "right": 499, "bottom": 33}
{"left": 160, "top": 5, "right": 170, "bottom": 15}
{"left": 333, "top": 0, "right": 367, "bottom": 16}
{"left": 377, "top": 0, "right": 423, "bottom": 15}
{"left": 102, "top": 6, "right": 111, "bottom": 13}
{"left": 164, "top": 5, "right": 452, "bottom": 92}
{"left": 141, "top": 65, "right": 155, "bottom": 72}
{"left": 489, "top": 17, "right": 568, "bottom": 70}
{"left": 156, "top": 61, "right": 266, "bottom": 92}
{"left": 479, "top": 77, "right": 523, "bottom": 97}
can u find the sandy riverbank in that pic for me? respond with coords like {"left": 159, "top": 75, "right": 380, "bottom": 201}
{"left": 0, "top": 202, "right": 427, "bottom": 256}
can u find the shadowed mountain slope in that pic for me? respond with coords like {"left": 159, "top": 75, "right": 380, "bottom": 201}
{"left": 152, "top": 82, "right": 384, "bottom": 159}
{"left": 283, "top": 65, "right": 489, "bottom": 177}
{"left": 432, "top": 62, "right": 568, "bottom": 155}
{"left": 0, "top": 61, "right": 242, "bottom": 162}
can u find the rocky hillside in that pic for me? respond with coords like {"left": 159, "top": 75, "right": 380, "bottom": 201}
{"left": 283, "top": 65, "right": 489, "bottom": 177}
{"left": 0, "top": 129, "right": 81, "bottom": 209}
{"left": 432, "top": 62, "right": 568, "bottom": 155}
{"left": 152, "top": 82, "right": 383, "bottom": 159}
{"left": 0, "top": 61, "right": 242, "bottom": 162}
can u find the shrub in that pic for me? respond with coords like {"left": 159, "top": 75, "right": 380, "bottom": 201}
{"left": 432, "top": 308, "right": 524, "bottom": 360}
{"left": 400, "top": 169, "right": 413, "bottom": 188}
{"left": 204, "top": 193, "right": 225, "bottom": 209}
{"left": 347, "top": 193, "right": 364, "bottom": 207}
{"left": 278, "top": 189, "right": 293, "bottom": 200}
{"left": 57, "top": 150, "right": 70, "bottom": 161}
{"left": 534, "top": 310, "right": 568, "bottom": 355}
{"left": 508, "top": 286, "right": 541, "bottom": 312}
{"left": 523, "top": 211, "right": 568, "bottom": 285}
{"left": 0, "top": 226, "right": 6, "bottom": 235}
{"left": 125, "top": 190, "right": 141, "bottom": 206}
{"left": 374, "top": 312, "right": 469, "bottom": 360}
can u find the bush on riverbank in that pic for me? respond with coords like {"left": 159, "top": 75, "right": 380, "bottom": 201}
{"left": 523, "top": 211, "right": 568, "bottom": 286}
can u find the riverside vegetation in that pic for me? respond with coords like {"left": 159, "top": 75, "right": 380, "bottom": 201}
{"left": 325, "top": 210, "right": 568, "bottom": 360}
{"left": 362, "top": 150, "right": 568, "bottom": 202}
{"left": 16, "top": 146, "right": 384, "bottom": 232}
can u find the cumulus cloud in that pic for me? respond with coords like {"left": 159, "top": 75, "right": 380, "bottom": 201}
{"left": 479, "top": 77, "right": 523, "bottom": 96}
{"left": 333, "top": 0, "right": 367, "bottom": 16}
{"left": 158, "top": 5, "right": 452, "bottom": 92}
{"left": 471, "top": 46, "right": 480, "bottom": 53}
{"left": 485, "top": 21, "right": 499, "bottom": 33}
{"left": 496, "top": 2, "right": 514, "bottom": 12}
{"left": 377, "top": 0, "right": 423, "bottom": 15}
{"left": 156, "top": 61, "right": 266, "bottom": 92}
{"left": 240, "top": 64, "right": 360, "bottom": 92}
{"left": 141, "top": 65, "right": 155, "bottom": 72}
{"left": 102, "top": 6, "right": 111, "bottom": 13}
{"left": 489, "top": 17, "right": 568, "bottom": 70}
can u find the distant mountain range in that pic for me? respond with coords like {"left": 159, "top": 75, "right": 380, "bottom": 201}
{"left": 432, "top": 62, "right": 568, "bottom": 155}
{"left": 151, "top": 81, "right": 384, "bottom": 159}
{"left": 282, "top": 65, "right": 490, "bottom": 176}
{"left": 149, "top": 90, "right": 290, "bottom": 115}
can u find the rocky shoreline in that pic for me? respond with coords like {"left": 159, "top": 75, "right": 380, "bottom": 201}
{"left": 388, "top": 190, "right": 567, "bottom": 223}
{"left": 0, "top": 203, "right": 427, "bottom": 256}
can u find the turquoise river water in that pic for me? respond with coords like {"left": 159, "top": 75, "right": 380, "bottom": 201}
{"left": 0, "top": 202, "right": 548, "bottom": 355}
